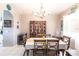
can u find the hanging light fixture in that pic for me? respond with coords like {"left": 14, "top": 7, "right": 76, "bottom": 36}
{"left": 34, "top": 3, "right": 46, "bottom": 19}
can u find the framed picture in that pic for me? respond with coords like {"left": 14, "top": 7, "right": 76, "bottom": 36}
{"left": 4, "top": 20, "right": 12, "bottom": 27}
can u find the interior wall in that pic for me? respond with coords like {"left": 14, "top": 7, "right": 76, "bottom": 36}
{"left": 45, "top": 14, "right": 61, "bottom": 36}
{"left": 63, "top": 10, "right": 79, "bottom": 49}
{"left": 19, "top": 14, "right": 29, "bottom": 35}
{"left": 12, "top": 11, "right": 20, "bottom": 46}
{"left": 0, "top": 4, "right": 6, "bottom": 13}
{"left": 19, "top": 14, "right": 61, "bottom": 38}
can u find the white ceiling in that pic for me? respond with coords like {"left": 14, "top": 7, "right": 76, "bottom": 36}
{"left": 10, "top": 3, "right": 74, "bottom": 15}
{"left": 0, "top": 0, "right": 75, "bottom": 16}
{"left": 0, "top": 0, "right": 78, "bottom": 3}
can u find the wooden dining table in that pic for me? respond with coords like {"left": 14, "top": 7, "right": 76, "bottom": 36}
{"left": 25, "top": 38, "right": 67, "bottom": 56}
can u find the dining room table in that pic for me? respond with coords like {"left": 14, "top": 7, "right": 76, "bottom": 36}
{"left": 25, "top": 38, "right": 67, "bottom": 56}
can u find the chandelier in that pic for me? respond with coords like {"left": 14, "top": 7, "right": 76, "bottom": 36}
{"left": 34, "top": 3, "right": 46, "bottom": 19}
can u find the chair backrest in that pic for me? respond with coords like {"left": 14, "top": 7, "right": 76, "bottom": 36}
{"left": 36, "top": 34, "right": 44, "bottom": 38}
{"left": 52, "top": 36, "right": 63, "bottom": 40}
{"left": 23, "top": 34, "right": 27, "bottom": 47}
{"left": 45, "top": 34, "right": 51, "bottom": 38}
{"left": 47, "top": 40, "right": 59, "bottom": 50}
{"left": 63, "top": 36, "right": 70, "bottom": 49}
{"left": 34, "top": 40, "right": 46, "bottom": 49}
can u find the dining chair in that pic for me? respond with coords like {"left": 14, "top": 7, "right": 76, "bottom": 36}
{"left": 23, "top": 34, "right": 27, "bottom": 47}
{"left": 63, "top": 36, "right": 70, "bottom": 49}
{"left": 52, "top": 36, "right": 63, "bottom": 40}
{"left": 33, "top": 40, "right": 47, "bottom": 56}
{"left": 36, "top": 34, "right": 44, "bottom": 38}
{"left": 47, "top": 40, "right": 59, "bottom": 56}
{"left": 59, "top": 36, "right": 71, "bottom": 56}
{"left": 45, "top": 34, "right": 51, "bottom": 38}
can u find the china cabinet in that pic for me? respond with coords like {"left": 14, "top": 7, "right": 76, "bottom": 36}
{"left": 30, "top": 21, "right": 46, "bottom": 37}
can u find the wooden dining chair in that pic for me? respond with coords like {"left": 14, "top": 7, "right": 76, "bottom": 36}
{"left": 59, "top": 36, "right": 71, "bottom": 56}
{"left": 33, "top": 40, "right": 47, "bottom": 56}
{"left": 47, "top": 40, "right": 59, "bottom": 56}
{"left": 23, "top": 34, "right": 27, "bottom": 47}
{"left": 45, "top": 34, "right": 51, "bottom": 38}
{"left": 36, "top": 34, "right": 44, "bottom": 38}
{"left": 63, "top": 36, "right": 70, "bottom": 49}
{"left": 52, "top": 36, "right": 63, "bottom": 40}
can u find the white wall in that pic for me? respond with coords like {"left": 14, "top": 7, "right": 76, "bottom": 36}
{"left": 10, "top": 8, "right": 21, "bottom": 46}
{"left": 63, "top": 10, "right": 79, "bottom": 50}
{"left": 19, "top": 14, "right": 61, "bottom": 38}
{"left": 0, "top": 4, "right": 6, "bottom": 13}
{"left": 45, "top": 14, "right": 61, "bottom": 36}
{"left": 12, "top": 12, "right": 20, "bottom": 46}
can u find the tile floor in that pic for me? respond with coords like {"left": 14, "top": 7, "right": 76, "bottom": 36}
{"left": 24, "top": 50, "right": 66, "bottom": 56}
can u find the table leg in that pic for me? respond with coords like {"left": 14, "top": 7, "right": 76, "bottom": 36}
{"left": 59, "top": 49, "right": 65, "bottom": 56}
{"left": 23, "top": 50, "right": 26, "bottom": 56}
{"left": 26, "top": 50, "right": 29, "bottom": 56}
{"left": 62, "top": 50, "right": 65, "bottom": 56}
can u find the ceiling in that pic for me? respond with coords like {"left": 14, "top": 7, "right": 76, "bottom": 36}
{"left": 0, "top": 1, "right": 75, "bottom": 16}
{"left": 10, "top": 3, "right": 74, "bottom": 16}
